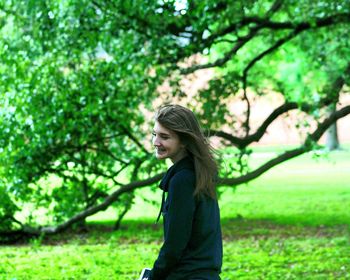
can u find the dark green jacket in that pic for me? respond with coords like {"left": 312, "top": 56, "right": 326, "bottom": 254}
{"left": 150, "top": 156, "right": 222, "bottom": 280}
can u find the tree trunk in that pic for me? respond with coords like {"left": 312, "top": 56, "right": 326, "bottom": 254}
{"left": 325, "top": 103, "right": 340, "bottom": 150}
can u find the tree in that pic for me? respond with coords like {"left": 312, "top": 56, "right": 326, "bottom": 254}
{"left": 325, "top": 104, "right": 340, "bottom": 150}
{"left": 0, "top": 0, "right": 349, "bottom": 241}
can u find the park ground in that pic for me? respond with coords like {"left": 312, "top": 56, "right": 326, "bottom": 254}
{"left": 1, "top": 145, "right": 350, "bottom": 279}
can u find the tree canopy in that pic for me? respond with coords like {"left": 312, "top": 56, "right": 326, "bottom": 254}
{"left": 1, "top": 0, "right": 349, "bottom": 241}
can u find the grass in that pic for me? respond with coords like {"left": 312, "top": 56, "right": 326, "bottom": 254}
{"left": 1, "top": 146, "right": 350, "bottom": 279}
{"left": 219, "top": 149, "right": 350, "bottom": 226}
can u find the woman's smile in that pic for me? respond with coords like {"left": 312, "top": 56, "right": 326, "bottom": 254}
{"left": 155, "top": 146, "right": 167, "bottom": 155}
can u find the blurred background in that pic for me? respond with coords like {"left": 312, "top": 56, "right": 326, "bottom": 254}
{"left": 0, "top": 0, "right": 349, "bottom": 279}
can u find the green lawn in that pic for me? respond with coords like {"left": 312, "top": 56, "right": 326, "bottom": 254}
{"left": 1, "top": 147, "right": 350, "bottom": 279}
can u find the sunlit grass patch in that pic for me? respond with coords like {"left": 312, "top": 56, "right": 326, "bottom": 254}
{"left": 0, "top": 243, "right": 159, "bottom": 280}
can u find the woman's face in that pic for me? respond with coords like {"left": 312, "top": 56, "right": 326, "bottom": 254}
{"left": 152, "top": 121, "right": 186, "bottom": 163}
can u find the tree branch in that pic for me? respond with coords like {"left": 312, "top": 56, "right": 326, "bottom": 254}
{"left": 242, "top": 84, "right": 251, "bottom": 137}
{"left": 180, "top": 26, "right": 260, "bottom": 74}
{"left": 242, "top": 30, "right": 301, "bottom": 89}
{"left": 210, "top": 102, "right": 309, "bottom": 148}
{"left": 20, "top": 173, "right": 164, "bottom": 235}
{"left": 5, "top": 104, "right": 350, "bottom": 237}
{"left": 181, "top": 13, "right": 350, "bottom": 74}
{"left": 120, "top": 125, "right": 151, "bottom": 155}
{"left": 228, "top": 0, "right": 284, "bottom": 138}
{"left": 211, "top": 61, "right": 350, "bottom": 148}
{"left": 219, "top": 105, "right": 350, "bottom": 186}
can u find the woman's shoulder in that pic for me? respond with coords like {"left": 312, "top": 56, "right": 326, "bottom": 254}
{"left": 169, "top": 168, "right": 195, "bottom": 192}
{"left": 173, "top": 167, "right": 195, "bottom": 180}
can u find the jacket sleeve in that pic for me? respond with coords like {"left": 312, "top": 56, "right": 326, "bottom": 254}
{"left": 150, "top": 170, "right": 196, "bottom": 279}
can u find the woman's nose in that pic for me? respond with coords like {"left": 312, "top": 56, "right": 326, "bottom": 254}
{"left": 153, "top": 136, "right": 160, "bottom": 146}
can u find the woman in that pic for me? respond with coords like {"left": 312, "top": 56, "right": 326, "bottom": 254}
{"left": 149, "top": 104, "right": 222, "bottom": 280}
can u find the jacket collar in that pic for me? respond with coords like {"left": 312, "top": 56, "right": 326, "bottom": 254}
{"left": 159, "top": 156, "right": 194, "bottom": 192}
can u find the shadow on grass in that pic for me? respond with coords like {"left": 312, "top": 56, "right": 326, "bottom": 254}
{"left": 8, "top": 217, "right": 349, "bottom": 247}
{"left": 221, "top": 216, "right": 350, "bottom": 241}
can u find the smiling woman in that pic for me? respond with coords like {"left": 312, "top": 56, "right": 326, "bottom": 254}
{"left": 152, "top": 122, "right": 187, "bottom": 163}
{"left": 142, "top": 104, "right": 223, "bottom": 280}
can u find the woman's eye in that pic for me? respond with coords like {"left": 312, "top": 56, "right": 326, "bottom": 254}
{"left": 152, "top": 132, "right": 169, "bottom": 140}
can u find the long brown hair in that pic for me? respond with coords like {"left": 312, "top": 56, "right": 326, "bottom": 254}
{"left": 155, "top": 104, "right": 218, "bottom": 199}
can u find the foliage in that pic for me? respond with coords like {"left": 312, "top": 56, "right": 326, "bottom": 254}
{"left": 0, "top": 0, "right": 166, "bottom": 232}
{"left": 0, "top": 0, "right": 350, "bottom": 235}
